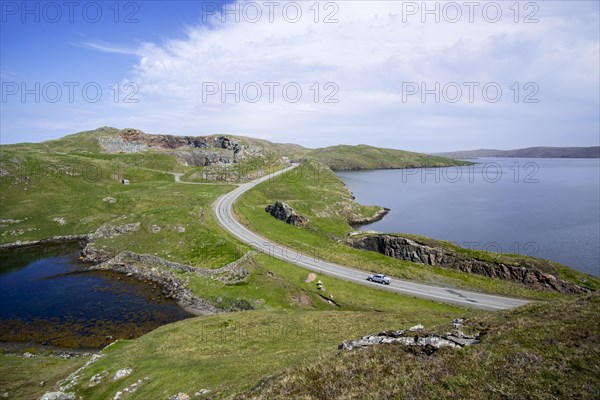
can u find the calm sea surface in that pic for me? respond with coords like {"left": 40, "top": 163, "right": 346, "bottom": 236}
{"left": 336, "top": 158, "right": 600, "bottom": 277}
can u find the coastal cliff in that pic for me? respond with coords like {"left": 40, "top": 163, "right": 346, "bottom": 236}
{"left": 98, "top": 128, "right": 266, "bottom": 167}
{"left": 346, "top": 234, "right": 590, "bottom": 294}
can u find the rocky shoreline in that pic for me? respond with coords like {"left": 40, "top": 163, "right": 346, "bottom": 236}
{"left": 85, "top": 250, "right": 254, "bottom": 315}
{"left": 0, "top": 234, "right": 91, "bottom": 251}
{"left": 346, "top": 234, "right": 589, "bottom": 294}
{"left": 86, "top": 255, "right": 220, "bottom": 316}
{"left": 1, "top": 226, "right": 253, "bottom": 316}
{"left": 348, "top": 207, "right": 390, "bottom": 226}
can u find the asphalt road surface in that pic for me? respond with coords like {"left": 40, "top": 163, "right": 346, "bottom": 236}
{"left": 213, "top": 164, "right": 530, "bottom": 310}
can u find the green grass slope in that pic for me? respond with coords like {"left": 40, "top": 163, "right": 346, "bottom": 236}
{"left": 1, "top": 128, "right": 596, "bottom": 399}
{"left": 236, "top": 292, "right": 600, "bottom": 400}
{"left": 0, "top": 145, "right": 246, "bottom": 268}
{"left": 1, "top": 129, "right": 486, "bottom": 307}
{"left": 303, "top": 144, "right": 471, "bottom": 170}
{"left": 0, "top": 354, "right": 87, "bottom": 400}
{"left": 1, "top": 126, "right": 119, "bottom": 153}
{"left": 69, "top": 303, "right": 462, "bottom": 400}
{"left": 4, "top": 127, "right": 468, "bottom": 184}
{"left": 235, "top": 162, "right": 599, "bottom": 298}
{"left": 226, "top": 135, "right": 470, "bottom": 170}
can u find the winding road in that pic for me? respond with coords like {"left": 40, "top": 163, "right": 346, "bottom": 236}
{"left": 213, "top": 164, "right": 530, "bottom": 311}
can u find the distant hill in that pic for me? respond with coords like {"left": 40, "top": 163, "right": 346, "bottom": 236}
{"left": 2, "top": 127, "right": 469, "bottom": 171}
{"left": 227, "top": 135, "right": 471, "bottom": 169}
{"left": 297, "top": 144, "right": 469, "bottom": 170}
{"left": 435, "top": 146, "right": 600, "bottom": 159}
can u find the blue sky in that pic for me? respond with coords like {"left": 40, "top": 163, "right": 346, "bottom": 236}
{"left": 1, "top": 0, "right": 599, "bottom": 152}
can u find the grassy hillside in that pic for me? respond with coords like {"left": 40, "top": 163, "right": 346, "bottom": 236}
{"left": 1, "top": 127, "right": 118, "bottom": 154}
{"left": 302, "top": 144, "right": 471, "bottom": 170}
{"left": 236, "top": 292, "right": 600, "bottom": 400}
{"left": 2, "top": 128, "right": 596, "bottom": 399}
{"left": 229, "top": 136, "right": 471, "bottom": 170}
{"left": 0, "top": 354, "right": 87, "bottom": 400}
{"left": 235, "top": 162, "right": 599, "bottom": 298}
{"left": 2, "top": 128, "right": 477, "bottom": 400}
{"left": 229, "top": 135, "right": 307, "bottom": 156}
{"left": 0, "top": 146, "right": 246, "bottom": 269}
{"left": 3, "top": 127, "right": 468, "bottom": 187}
{"left": 64, "top": 303, "right": 462, "bottom": 399}
{"left": 1, "top": 129, "right": 485, "bottom": 308}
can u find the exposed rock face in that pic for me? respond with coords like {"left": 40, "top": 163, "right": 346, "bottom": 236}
{"left": 338, "top": 321, "right": 479, "bottom": 352}
{"left": 347, "top": 235, "right": 588, "bottom": 294}
{"left": 265, "top": 201, "right": 309, "bottom": 227}
{"left": 98, "top": 129, "right": 265, "bottom": 167}
{"left": 169, "top": 393, "right": 190, "bottom": 400}
{"left": 100, "top": 129, "right": 240, "bottom": 152}
{"left": 348, "top": 207, "right": 390, "bottom": 226}
{"left": 174, "top": 149, "right": 234, "bottom": 166}
{"left": 86, "top": 251, "right": 254, "bottom": 314}
{"left": 112, "top": 377, "right": 149, "bottom": 399}
{"left": 80, "top": 223, "right": 142, "bottom": 264}
{"left": 118, "top": 129, "right": 242, "bottom": 152}
{"left": 113, "top": 368, "right": 132, "bottom": 380}
{"left": 88, "top": 252, "right": 217, "bottom": 315}
{"left": 39, "top": 392, "right": 76, "bottom": 400}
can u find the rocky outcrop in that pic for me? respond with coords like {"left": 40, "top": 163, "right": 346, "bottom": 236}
{"left": 56, "top": 354, "right": 104, "bottom": 398}
{"left": 116, "top": 129, "right": 242, "bottom": 152}
{"left": 86, "top": 251, "right": 254, "bottom": 314}
{"left": 265, "top": 201, "right": 309, "bottom": 227}
{"left": 348, "top": 207, "right": 390, "bottom": 226}
{"left": 347, "top": 235, "right": 588, "bottom": 294}
{"left": 338, "top": 319, "right": 479, "bottom": 353}
{"left": 39, "top": 392, "right": 76, "bottom": 400}
{"left": 98, "top": 129, "right": 266, "bottom": 167}
{"left": 112, "top": 377, "right": 149, "bottom": 399}
{"left": 100, "top": 129, "right": 239, "bottom": 153}
{"left": 86, "top": 250, "right": 251, "bottom": 279}
{"left": 113, "top": 368, "right": 133, "bottom": 380}
{"left": 174, "top": 149, "right": 235, "bottom": 167}
{"left": 88, "top": 253, "right": 222, "bottom": 315}
{"left": 93, "top": 222, "right": 141, "bottom": 239}
{"left": 169, "top": 393, "right": 190, "bottom": 400}
{"left": 79, "top": 223, "right": 143, "bottom": 263}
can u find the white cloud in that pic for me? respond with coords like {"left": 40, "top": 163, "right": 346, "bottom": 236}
{"left": 71, "top": 41, "right": 140, "bottom": 56}
{"left": 116, "top": 1, "right": 598, "bottom": 151}
{"left": 5, "top": 1, "right": 598, "bottom": 150}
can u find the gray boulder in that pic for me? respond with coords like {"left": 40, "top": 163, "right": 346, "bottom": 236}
{"left": 169, "top": 393, "right": 190, "bottom": 400}
{"left": 339, "top": 321, "right": 480, "bottom": 352}
{"left": 416, "top": 336, "right": 458, "bottom": 349}
{"left": 39, "top": 392, "right": 75, "bottom": 400}
{"left": 113, "top": 367, "right": 132, "bottom": 380}
{"left": 265, "top": 201, "right": 309, "bottom": 227}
